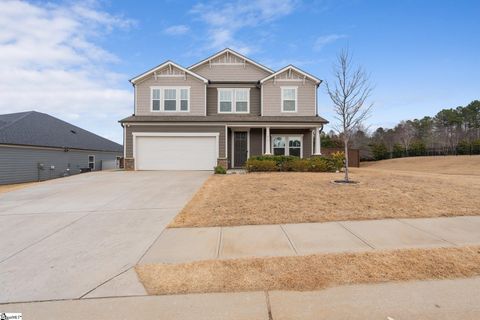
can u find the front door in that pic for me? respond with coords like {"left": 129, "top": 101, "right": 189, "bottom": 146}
{"left": 233, "top": 131, "right": 248, "bottom": 167}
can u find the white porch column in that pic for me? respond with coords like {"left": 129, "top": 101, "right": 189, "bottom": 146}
{"left": 314, "top": 127, "right": 322, "bottom": 155}
{"left": 264, "top": 127, "right": 272, "bottom": 155}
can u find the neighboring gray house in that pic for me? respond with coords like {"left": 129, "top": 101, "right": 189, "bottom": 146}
{"left": 0, "top": 111, "right": 123, "bottom": 184}
{"left": 120, "top": 48, "right": 328, "bottom": 170}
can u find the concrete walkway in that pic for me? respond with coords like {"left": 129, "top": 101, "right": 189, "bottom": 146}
{"left": 0, "top": 171, "right": 211, "bottom": 304}
{"left": 2, "top": 277, "right": 480, "bottom": 319}
{"left": 141, "top": 216, "right": 480, "bottom": 263}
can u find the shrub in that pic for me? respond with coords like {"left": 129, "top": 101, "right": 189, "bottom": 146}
{"left": 248, "top": 155, "right": 297, "bottom": 170}
{"left": 287, "top": 159, "right": 311, "bottom": 172}
{"left": 245, "top": 159, "right": 277, "bottom": 172}
{"left": 214, "top": 165, "right": 226, "bottom": 174}
{"left": 245, "top": 156, "right": 336, "bottom": 172}
{"left": 392, "top": 143, "right": 404, "bottom": 158}
{"left": 331, "top": 151, "right": 345, "bottom": 171}
{"left": 309, "top": 157, "right": 336, "bottom": 172}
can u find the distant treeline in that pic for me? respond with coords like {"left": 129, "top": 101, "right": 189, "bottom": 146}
{"left": 322, "top": 100, "right": 480, "bottom": 160}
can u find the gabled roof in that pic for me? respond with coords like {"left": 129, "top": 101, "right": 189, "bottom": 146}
{"left": 0, "top": 111, "right": 123, "bottom": 152}
{"left": 188, "top": 48, "right": 274, "bottom": 74}
{"left": 129, "top": 60, "right": 208, "bottom": 84}
{"left": 260, "top": 65, "right": 322, "bottom": 85}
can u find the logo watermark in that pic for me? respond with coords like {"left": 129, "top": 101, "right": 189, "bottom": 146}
{"left": 0, "top": 313, "right": 22, "bottom": 320}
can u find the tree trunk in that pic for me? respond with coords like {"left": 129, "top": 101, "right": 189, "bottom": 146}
{"left": 344, "top": 139, "right": 349, "bottom": 182}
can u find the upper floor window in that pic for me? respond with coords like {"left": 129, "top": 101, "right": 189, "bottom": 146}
{"left": 281, "top": 87, "right": 297, "bottom": 112}
{"left": 150, "top": 87, "right": 190, "bottom": 112}
{"left": 218, "top": 88, "right": 250, "bottom": 113}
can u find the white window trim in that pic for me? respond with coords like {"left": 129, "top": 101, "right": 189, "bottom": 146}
{"left": 281, "top": 86, "right": 298, "bottom": 113}
{"left": 217, "top": 88, "right": 250, "bottom": 114}
{"left": 150, "top": 86, "right": 190, "bottom": 113}
{"left": 88, "top": 155, "right": 95, "bottom": 170}
{"left": 271, "top": 134, "right": 303, "bottom": 158}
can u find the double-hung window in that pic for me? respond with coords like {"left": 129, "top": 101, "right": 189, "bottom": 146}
{"left": 164, "top": 89, "right": 177, "bottom": 111}
{"left": 218, "top": 88, "right": 249, "bottom": 113}
{"left": 281, "top": 87, "right": 297, "bottom": 112}
{"left": 180, "top": 88, "right": 189, "bottom": 111}
{"left": 151, "top": 87, "right": 190, "bottom": 112}
{"left": 219, "top": 89, "right": 232, "bottom": 112}
{"left": 152, "top": 89, "right": 161, "bottom": 111}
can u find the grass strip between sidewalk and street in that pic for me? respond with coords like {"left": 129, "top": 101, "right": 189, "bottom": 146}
{"left": 136, "top": 246, "right": 480, "bottom": 295}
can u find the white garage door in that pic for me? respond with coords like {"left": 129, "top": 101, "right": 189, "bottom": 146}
{"left": 135, "top": 135, "right": 217, "bottom": 170}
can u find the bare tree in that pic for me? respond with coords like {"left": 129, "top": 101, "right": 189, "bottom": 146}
{"left": 325, "top": 49, "right": 373, "bottom": 182}
{"left": 396, "top": 121, "right": 416, "bottom": 154}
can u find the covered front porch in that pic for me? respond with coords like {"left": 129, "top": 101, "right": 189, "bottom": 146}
{"left": 225, "top": 125, "right": 323, "bottom": 169}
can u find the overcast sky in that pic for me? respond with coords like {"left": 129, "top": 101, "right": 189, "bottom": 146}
{"left": 1, "top": 0, "right": 479, "bottom": 143}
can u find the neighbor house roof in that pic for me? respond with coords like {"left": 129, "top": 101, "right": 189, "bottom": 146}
{"left": 129, "top": 60, "right": 209, "bottom": 84}
{"left": 260, "top": 65, "right": 322, "bottom": 85}
{"left": 120, "top": 115, "right": 328, "bottom": 124}
{"left": 0, "top": 111, "right": 123, "bottom": 152}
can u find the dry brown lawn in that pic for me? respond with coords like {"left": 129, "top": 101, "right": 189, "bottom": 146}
{"left": 0, "top": 182, "right": 37, "bottom": 194}
{"left": 361, "top": 155, "right": 480, "bottom": 175}
{"left": 136, "top": 246, "right": 480, "bottom": 295}
{"left": 170, "top": 155, "right": 480, "bottom": 227}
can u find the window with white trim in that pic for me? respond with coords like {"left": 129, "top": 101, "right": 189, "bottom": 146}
{"left": 218, "top": 88, "right": 249, "bottom": 113}
{"left": 150, "top": 87, "right": 190, "bottom": 112}
{"left": 271, "top": 135, "right": 303, "bottom": 157}
{"left": 180, "top": 88, "right": 189, "bottom": 111}
{"left": 164, "top": 88, "right": 176, "bottom": 111}
{"left": 152, "top": 89, "right": 161, "bottom": 111}
{"left": 281, "top": 87, "right": 297, "bottom": 112}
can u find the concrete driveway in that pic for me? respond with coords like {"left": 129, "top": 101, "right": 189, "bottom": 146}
{"left": 0, "top": 171, "right": 210, "bottom": 304}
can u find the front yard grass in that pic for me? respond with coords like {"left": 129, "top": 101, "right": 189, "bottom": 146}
{"left": 136, "top": 246, "right": 480, "bottom": 295}
{"left": 170, "top": 156, "right": 480, "bottom": 228}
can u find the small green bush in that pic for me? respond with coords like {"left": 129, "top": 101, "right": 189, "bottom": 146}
{"left": 214, "top": 165, "right": 226, "bottom": 174}
{"left": 331, "top": 151, "right": 345, "bottom": 171}
{"left": 287, "top": 159, "right": 311, "bottom": 172}
{"left": 309, "top": 157, "right": 336, "bottom": 172}
{"left": 245, "top": 159, "right": 277, "bottom": 172}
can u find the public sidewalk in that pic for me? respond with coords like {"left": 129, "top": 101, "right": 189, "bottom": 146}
{"left": 140, "top": 215, "right": 480, "bottom": 264}
{"left": 3, "top": 277, "right": 480, "bottom": 320}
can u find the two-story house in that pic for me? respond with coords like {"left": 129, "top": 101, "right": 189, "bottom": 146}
{"left": 119, "top": 48, "right": 328, "bottom": 170}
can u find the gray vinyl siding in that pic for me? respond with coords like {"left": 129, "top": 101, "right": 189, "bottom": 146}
{"left": 135, "top": 74, "right": 206, "bottom": 116}
{"left": 207, "top": 86, "right": 261, "bottom": 116}
{"left": 125, "top": 125, "right": 226, "bottom": 159}
{"left": 191, "top": 62, "right": 271, "bottom": 82}
{"left": 0, "top": 146, "right": 121, "bottom": 185}
{"left": 262, "top": 79, "right": 317, "bottom": 116}
{"left": 250, "top": 128, "right": 263, "bottom": 156}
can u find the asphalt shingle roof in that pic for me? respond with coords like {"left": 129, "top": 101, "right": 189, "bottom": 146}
{"left": 119, "top": 115, "right": 328, "bottom": 124}
{"left": 0, "top": 111, "right": 123, "bottom": 152}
